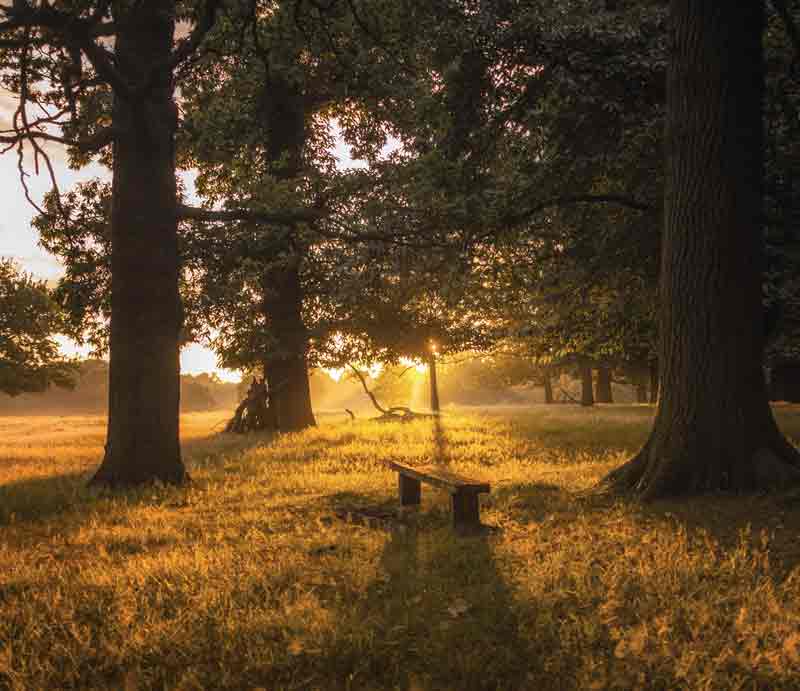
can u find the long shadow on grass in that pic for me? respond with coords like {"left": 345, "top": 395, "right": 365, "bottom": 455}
{"left": 432, "top": 415, "right": 450, "bottom": 464}
{"left": 0, "top": 429, "right": 275, "bottom": 526}
{"left": 264, "top": 527, "right": 536, "bottom": 691}
{"left": 489, "top": 481, "right": 579, "bottom": 524}
{"left": 629, "top": 492, "right": 800, "bottom": 581}
{"left": 0, "top": 470, "right": 92, "bottom": 525}
{"left": 362, "top": 528, "right": 531, "bottom": 689}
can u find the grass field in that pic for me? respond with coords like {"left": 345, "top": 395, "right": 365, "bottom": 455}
{"left": 2, "top": 405, "right": 800, "bottom": 690}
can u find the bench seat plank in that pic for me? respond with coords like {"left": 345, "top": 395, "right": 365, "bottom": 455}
{"left": 388, "top": 461, "right": 490, "bottom": 494}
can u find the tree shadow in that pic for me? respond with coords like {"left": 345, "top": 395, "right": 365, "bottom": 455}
{"left": 628, "top": 493, "right": 800, "bottom": 580}
{"left": 488, "top": 481, "right": 587, "bottom": 524}
{"left": 0, "top": 429, "right": 276, "bottom": 527}
{"left": 322, "top": 489, "right": 401, "bottom": 515}
{"left": 432, "top": 415, "right": 450, "bottom": 465}
{"left": 256, "top": 526, "right": 538, "bottom": 690}
{"left": 0, "top": 470, "right": 93, "bottom": 525}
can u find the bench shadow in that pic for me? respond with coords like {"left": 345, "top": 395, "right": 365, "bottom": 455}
{"left": 277, "top": 527, "right": 536, "bottom": 690}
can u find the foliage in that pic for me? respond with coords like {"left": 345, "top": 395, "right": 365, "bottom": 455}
{"left": 34, "top": 180, "right": 112, "bottom": 353}
{"left": 2, "top": 408, "right": 800, "bottom": 688}
{"left": 0, "top": 259, "right": 76, "bottom": 396}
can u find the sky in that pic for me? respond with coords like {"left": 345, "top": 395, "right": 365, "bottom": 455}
{"left": 1, "top": 89, "right": 367, "bottom": 383}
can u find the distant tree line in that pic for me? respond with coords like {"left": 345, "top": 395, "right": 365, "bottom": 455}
{"left": 0, "top": 359, "right": 238, "bottom": 414}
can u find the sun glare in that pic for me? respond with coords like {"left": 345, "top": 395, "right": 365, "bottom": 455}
{"left": 325, "top": 367, "right": 345, "bottom": 382}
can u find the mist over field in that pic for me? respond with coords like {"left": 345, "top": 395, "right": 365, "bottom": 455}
{"left": 0, "top": 355, "right": 651, "bottom": 417}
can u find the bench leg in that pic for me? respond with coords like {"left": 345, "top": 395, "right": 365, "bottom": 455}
{"left": 452, "top": 491, "right": 480, "bottom": 532}
{"left": 399, "top": 474, "right": 421, "bottom": 506}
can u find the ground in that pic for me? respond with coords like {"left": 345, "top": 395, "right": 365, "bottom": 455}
{"left": 2, "top": 405, "right": 800, "bottom": 690}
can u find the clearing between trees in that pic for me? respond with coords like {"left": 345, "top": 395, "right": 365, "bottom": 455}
{"left": 2, "top": 406, "right": 800, "bottom": 690}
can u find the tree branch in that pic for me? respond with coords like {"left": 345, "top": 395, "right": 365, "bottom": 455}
{"left": 168, "top": 0, "right": 224, "bottom": 70}
{"left": 503, "top": 194, "right": 654, "bottom": 227}
{"left": 347, "top": 364, "right": 389, "bottom": 414}
{"left": 0, "top": 3, "right": 132, "bottom": 98}
{"left": 176, "top": 204, "right": 322, "bottom": 225}
{"left": 0, "top": 127, "right": 116, "bottom": 153}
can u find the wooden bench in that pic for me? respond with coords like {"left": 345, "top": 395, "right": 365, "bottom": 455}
{"left": 388, "top": 461, "right": 490, "bottom": 533}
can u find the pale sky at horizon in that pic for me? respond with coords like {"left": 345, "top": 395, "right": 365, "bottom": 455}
{"left": 1, "top": 105, "right": 369, "bottom": 383}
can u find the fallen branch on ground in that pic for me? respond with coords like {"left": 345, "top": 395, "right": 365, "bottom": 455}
{"left": 346, "top": 364, "right": 437, "bottom": 422}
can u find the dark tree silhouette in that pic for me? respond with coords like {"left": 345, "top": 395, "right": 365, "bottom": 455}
{"left": 91, "top": 4, "right": 188, "bottom": 487}
{"left": 595, "top": 366, "right": 613, "bottom": 404}
{"left": 606, "top": 0, "right": 800, "bottom": 498}
{"left": 259, "top": 73, "right": 316, "bottom": 433}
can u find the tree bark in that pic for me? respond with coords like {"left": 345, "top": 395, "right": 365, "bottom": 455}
{"left": 595, "top": 366, "right": 613, "bottom": 403}
{"left": 648, "top": 359, "right": 659, "bottom": 404}
{"left": 258, "top": 71, "right": 315, "bottom": 434}
{"left": 543, "top": 372, "right": 554, "bottom": 404}
{"left": 605, "top": 0, "right": 800, "bottom": 498}
{"left": 771, "top": 364, "right": 800, "bottom": 403}
{"left": 579, "top": 362, "right": 594, "bottom": 407}
{"left": 632, "top": 367, "right": 649, "bottom": 403}
{"left": 90, "top": 4, "right": 187, "bottom": 487}
{"left": 262, "top": 261, "right": 316, "bottom": 432}
{"left": 428, "top": 353, "right": 441, "bottom": 413}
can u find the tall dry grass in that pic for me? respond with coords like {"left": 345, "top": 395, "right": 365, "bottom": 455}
{"left": 1, "top": 405, "right": 799, "bottom": 689}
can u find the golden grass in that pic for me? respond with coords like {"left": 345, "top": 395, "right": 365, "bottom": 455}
{"left": 1, "top": 405, "right": 800, "bottom": 690}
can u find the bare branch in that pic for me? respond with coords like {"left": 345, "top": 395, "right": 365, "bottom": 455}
{"left": 0, "top": 3, "right": 132, "bottom": 98}
{"left": 0, "top": 126, "right": 116, "bottom": 153}
{"left": 347, "top": 364, "right": 389, "bottom": 414}
{"left": 11, "top": 28, "right": 66, "bottom": 219}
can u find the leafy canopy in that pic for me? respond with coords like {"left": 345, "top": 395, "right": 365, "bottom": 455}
{"left": 0, "top": 259, "right": 76, "bottom": 396}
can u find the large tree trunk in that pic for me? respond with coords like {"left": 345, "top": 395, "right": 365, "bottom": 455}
{"left": 258, "top": 72, "right": 315, "bottom": 433}
{"left": 90, "top": 4, "right": 187, "bottom": 487}
{"left": 595, "top": 366, "right": 613, "bottom": 403}
{"left": 605, "top": 0, "right": 800, "bottom": 498}
{"left": 262, "top": 261, "right": 316, "bottom": 433}
{"left": 579, "top": 362, "right": 594, "bottom": 407}
{"left": 771, "top": 364, "right": 800, "bottom": 403}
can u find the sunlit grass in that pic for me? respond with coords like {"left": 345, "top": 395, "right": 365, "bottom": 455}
{"left": 2, "top": 405, "right": 800, "bottom": 689}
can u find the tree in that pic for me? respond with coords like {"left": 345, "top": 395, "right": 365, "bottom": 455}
{"left": 605, "top": 1, "right": 800, "bottom": 498}
{"left": 178, "top": 0, "right": 509, "bottom": 431}
{"left": 0, "top": 259, "right": 75, "bottom": 396}
{"left": 179, "top": 0, "right": 416, "bottom": 433}
{"left": 595, "top": 365, "right": 613, "bottom": 404}
{"left": 2, "top": 2, "right": 314, "bottom": 485}
{"left": 91, "top": 3, "right": 190, "bottom": 486}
